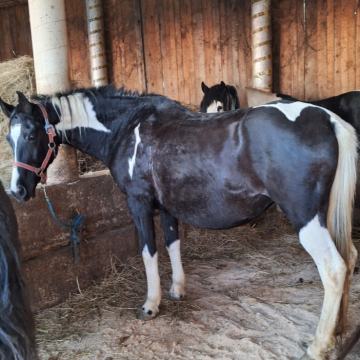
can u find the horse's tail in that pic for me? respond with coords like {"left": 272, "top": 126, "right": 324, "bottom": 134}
{"left": 327, "top": 116, "right": 358, "bottom": 332}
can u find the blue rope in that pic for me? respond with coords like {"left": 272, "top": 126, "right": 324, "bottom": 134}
{"left": 43, "top": 187, "right": 85, "bottom": 263}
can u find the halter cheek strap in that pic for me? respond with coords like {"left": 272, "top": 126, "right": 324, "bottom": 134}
{"left": 14, "top": 101, "right": 57, "bottom": 184}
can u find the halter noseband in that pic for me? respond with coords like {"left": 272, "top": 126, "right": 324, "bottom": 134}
{"left": 14, "top": 101, "right": 57, "bottom": 184}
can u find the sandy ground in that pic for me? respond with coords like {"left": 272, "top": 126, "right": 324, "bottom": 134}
{"left": 36, "top": 208, "right": 360, "bottom": 360}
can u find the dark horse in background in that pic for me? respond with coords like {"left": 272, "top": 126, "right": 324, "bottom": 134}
{"left": 278, "top": 91, "right": 360, "bottom": 140}
{"left": 200, "top": 81, "right": 240, "bottom": 112}
{"left": 0, "top": 181, "right": 37, "bottom": 359}
{"left": 0, "top": 86, "right": 358, "bottom": 359}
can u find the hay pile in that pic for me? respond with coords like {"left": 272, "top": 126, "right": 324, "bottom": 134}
{"left": 0, "top": 56, "right": 36, "bottom": 187}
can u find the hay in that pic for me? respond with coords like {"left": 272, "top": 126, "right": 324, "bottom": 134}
{"left": 35, "top": 208, "right": 296, "bottom": 347}
{"left": 0, "top": 56, "right": 36, "bottom": 187}
{"left": 35, "top": 208, "right": 360, "bottom": 359}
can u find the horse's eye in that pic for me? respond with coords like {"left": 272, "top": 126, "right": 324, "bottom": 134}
{"left": 217, "top": 106, "right": 223, "bottom": 112}
{"left": 27, "top": 134, "right": 35, "bottom": 142}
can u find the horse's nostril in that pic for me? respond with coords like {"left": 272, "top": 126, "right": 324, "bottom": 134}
{"left": 17, "top": 185, "right": 27, "bottom": 200}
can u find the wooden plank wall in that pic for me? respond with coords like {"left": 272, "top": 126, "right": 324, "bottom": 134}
{"left": 0, "top": 3, "right": 32, "bottom": 60}
{"left": 273, "top": 0, "right": 360, "bottom": 100}
{"left": 1, "top": 0, "right": 360, "bottom": 105}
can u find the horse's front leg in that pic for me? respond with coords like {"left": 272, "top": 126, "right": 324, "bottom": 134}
{"left": 160, "top": 209, "right": 185, "bottom": 300}
{"left": 128, "top": 198, "right": 161, "bottom": 319}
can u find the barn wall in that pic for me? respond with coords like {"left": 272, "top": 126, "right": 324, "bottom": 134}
{"left": 0, "top": 2, "right": 32, "bottom": 60}
{"left": 273, "top": 0, "right": 360, "bottom": 100}
{"left": 1, "top": 0, "right": 359, "bottom": 104}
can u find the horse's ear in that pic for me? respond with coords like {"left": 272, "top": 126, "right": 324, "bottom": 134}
{"left": 0, "top": 98, "right": 15, "bottom": 118}
{"left": 220, "top": 81, "right": 226, "bottom": 87}
{"left": 201, "top": 82, "right": 209, "bottom": 94}
{"left": 16, "top": 91, "right": 32, "bottom": 114}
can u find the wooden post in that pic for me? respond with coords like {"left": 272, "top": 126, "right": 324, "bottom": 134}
{"left": 85, "top": 0, "right": 108, "bottom": 87}
{"left": 251, "top": 0, "right": 272, "bottom": 91}
{"left": 28, "top": 0, "right": 78, "bottom": 184}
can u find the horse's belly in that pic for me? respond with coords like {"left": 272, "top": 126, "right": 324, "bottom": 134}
{"left": 164, "top": 193, "right": 272, "bottom": 230}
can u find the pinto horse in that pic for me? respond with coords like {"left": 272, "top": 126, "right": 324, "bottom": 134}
{"left": 0, "top": 86, "right": 358, "bottom": 359}
{"left": 0, "top": 181, "right": 37, "bottom": 359}
{"left": 200, "top": 81, "right": 240, "bottom": 112}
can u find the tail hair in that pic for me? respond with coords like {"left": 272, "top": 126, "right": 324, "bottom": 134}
{"left": 327, "top": 116, "right": 358, "bottom": 332}
{"left": 327, "top": 119, "right": 358, "bottom": 264}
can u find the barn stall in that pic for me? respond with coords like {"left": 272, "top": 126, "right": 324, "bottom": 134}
{"left": 0, "top": 0, "right": 360, "bottom": 359}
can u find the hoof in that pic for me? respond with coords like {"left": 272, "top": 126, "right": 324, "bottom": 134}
{"left": 169, "top": 283, "right": 185, "bottom": 301}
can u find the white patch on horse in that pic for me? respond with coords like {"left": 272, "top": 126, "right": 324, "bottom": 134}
{"left": 128, "top": 124, "right": 141, "bottom": 179}
{"left": 299, "top": 215, "right": 347, "bottom": 358}
{"left": 169, "top": 226, "right": 174, "bottom": 231}
{"left": 167, "top": 239, "right": 185, "bottom": 299}
{"left": 52, "top": 93, "right": 110, "bottom": 133}
{"left": 207, "top": 100, "right": 224, "bottom": 113}
{"left": 10, "top": 124, "right": 21, "bottom": 193}
{"left": 258, "top": 101, "right": 354, "bottom": 128}
{"left": 142, "top": 245, "right": 161, "bottom": 315}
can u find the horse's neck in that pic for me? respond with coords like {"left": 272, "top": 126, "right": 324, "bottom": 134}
{"left": 45, "top": 96, "right": 116, "bottom": 166}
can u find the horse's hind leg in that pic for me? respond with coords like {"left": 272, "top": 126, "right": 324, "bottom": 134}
{"left": 337, "top": 241, "right": 358, "bottom": 334}
{"left": 160, "top": 209, "right": 185, "bottom": 300}
{"left": 127, "top": 198, "right": 161, "bottom": 319}
{"left": 299, "top": 215, "right": 347, "bottom": 359}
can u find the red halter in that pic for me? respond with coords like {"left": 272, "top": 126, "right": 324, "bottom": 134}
{"left": 14, "top": 101, "right": 57, "bottom": 184}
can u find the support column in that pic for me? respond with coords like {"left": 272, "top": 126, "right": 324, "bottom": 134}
{"left": 85, "top": 0, "right": 109, "bottom": 87}
{"left": 28, "top": 0, "right": 78, "bottom": 184}
{"left": 251, "top": 0, "right": 272, "bottom": 91}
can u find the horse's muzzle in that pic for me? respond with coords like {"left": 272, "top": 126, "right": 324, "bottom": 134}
{"left": 11, "top": 185, "right": 28, "bottom": 202}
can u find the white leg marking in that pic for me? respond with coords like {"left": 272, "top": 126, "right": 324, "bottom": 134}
{"left": 128, "top": 124, "right": 141, "bottom": 179}
{"left": 206, "top": 100, "right": 224, "bottom": 113}
{"left": 10, "top": 124, "right": 21, "bottom": 193}
{"left": 142, "top": 245, "right": 161, "bottom": 317}
{"left": 299, "top": 215, "right": 347, "bottom": 359}
{"left": 167, "top": 239, "right": 185, "bottom": 300}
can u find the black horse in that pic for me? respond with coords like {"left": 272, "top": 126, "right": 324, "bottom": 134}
{"left": 0, "top": 86, "right": 358, "bottom": 359}
{"left": 0, "top": 181, "right": 37, "bottom": 359}
{"left": 200, "top": 81, "right": 240, "bottom": 112}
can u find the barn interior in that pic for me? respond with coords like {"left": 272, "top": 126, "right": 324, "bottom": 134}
{"left": 0, "top": 0, "right": 360, "bottom": 358}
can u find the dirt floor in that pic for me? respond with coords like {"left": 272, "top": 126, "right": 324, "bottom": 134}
{"left": 36, "top": 207, "right": 360, "bottom": 360}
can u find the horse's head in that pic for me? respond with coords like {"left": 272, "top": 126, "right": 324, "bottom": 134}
{"left": 200, "top": 82, "right": 240, "bottom": 113}
{"left": 0, "top": 92, "right": 56, "bottom": 202}
{"left": 200, "top": 81, "right": 228, "bottom": 113}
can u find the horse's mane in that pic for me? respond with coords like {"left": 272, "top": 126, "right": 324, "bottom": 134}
{"left": 0, "top": 184, "right": 37, "bottom": 360}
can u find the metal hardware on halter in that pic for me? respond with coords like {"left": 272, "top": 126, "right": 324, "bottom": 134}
{"left": 13, "top": 101, "right": 58, "bottom": 184}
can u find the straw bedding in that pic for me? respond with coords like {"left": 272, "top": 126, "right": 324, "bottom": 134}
{"left": 35, "top": 207, "right": 360, "bottom": 359}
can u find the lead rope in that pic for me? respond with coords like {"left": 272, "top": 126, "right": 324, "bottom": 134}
{"left": 42, "top": 185, "right": 85, "bottom": 264}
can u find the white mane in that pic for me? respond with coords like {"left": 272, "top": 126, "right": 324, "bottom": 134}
{"left": 51, "top": 93, "right": 111, "bottom": 133}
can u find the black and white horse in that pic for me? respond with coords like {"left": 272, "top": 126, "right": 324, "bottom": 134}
{"left": 0, "top": 181, "right": 37, "bottom": 360}
{"left": 200, "top": 81, "right": 240, "bottom": 112}
{"left": 0, "top": 86, "right": 358, "bottom": 359}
